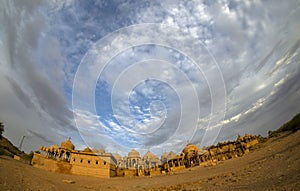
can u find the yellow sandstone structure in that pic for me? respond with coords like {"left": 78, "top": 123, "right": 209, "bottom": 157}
{"left": 114, "top": 149, "right": 161, "bottom": 177}
{"left": 160, "top": 134, "right": 260, "bottom": 172}
{"left": 31, "top": 138, "right": 117, "bottom": 178}
{"left": 31, "top": 133, "right": 260, "bottom": 178}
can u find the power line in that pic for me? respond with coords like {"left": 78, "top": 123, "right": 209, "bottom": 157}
{"left": 19, "top": 135, "right": 26, "bottom": 150}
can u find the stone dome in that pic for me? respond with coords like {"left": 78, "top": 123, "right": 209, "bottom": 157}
{"left": 92, "top": 147, "right": 98, "bottom": 153}
{"left": 167, "top": 151, "right": 178, "bottom": 160}
{"left": 39, "top": 146, "right": 45, "bottom": 151}
{"left": 128, "top": 149, "right": 140, "bottom": 158}
{"left": 182, "top": 143, "right": 200, "bottom": 156}
{"left": 161, "top": 152, "right": 168, "bottom": 159}
{"left": 83, "top": 147, "right": 92, "bottom": 153}
{"left": 114, "top": 153, "right": 122, "bottom": 162}
{"left": 143, "top": 151, "right": 159, "bottom": 161}
{"left": 161, "top": 152, "right": 169, "bottom": 163}
{"left": 98, "top": 148, "right": 105, "bottom": 154}
{"left": 49, "top": 144, "right": 59, "bottom": 152}
{"left": 60, "top": 139, "right": 75, "bottom": 150}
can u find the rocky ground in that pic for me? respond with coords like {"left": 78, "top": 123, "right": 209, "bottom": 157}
{"left": 0, "top": 130, "right": 300, "bottom": 191}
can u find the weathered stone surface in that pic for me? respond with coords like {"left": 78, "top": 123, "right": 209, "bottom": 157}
{"left": 32, "top": 134, "right": 260, "bottom": 179}
{"left": 32, "top": 139, "right": 117, "bottom": 178}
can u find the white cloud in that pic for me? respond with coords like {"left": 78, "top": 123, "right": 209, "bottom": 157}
{"left": 1, "top": 0, "right": 299, "bottom": 156}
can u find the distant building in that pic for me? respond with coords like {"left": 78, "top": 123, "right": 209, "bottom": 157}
{"left": 114, "top": 149, "right": 161, "bottom": 170}
{"left": 113, "top": 149, "right": 162, "bottom": 177}
{"left": 143, "top": 150, "right": 161, "bottom": 168}
{"left": 161, "top": 151, "right": 179, "bottom": 164}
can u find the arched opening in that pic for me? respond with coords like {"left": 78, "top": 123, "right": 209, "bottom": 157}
{"left": 65, "top": 152, "right": 70, "bottom": 161}
{"left": 60, "top": 150, "right": 65, "bottom": 160}
{"left": 132, "top": 159, "right": 136, "bottom": 167}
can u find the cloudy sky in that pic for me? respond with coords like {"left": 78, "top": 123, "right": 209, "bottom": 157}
{"left": 0, "top": 0, "right": 299, "bottom": 156}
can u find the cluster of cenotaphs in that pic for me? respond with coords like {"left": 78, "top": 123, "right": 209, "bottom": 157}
{"left": 32, "top": 134, "right": 260, "bottom": 178}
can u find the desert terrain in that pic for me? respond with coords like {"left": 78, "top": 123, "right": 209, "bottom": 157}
{"left": 0, "top": 130, "right": 299, "bottom": 191}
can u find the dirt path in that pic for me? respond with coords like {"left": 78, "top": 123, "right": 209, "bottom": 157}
{"left": 1, "top": 131, "right": 300, "bottom": 191}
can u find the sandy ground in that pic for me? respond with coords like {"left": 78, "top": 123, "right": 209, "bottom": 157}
{"left": 0, "top": 131, "right": 300, "bottom": 191}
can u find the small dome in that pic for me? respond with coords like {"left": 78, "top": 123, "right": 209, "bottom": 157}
{"left": 98, "top": 148, "right": 105, "bottom": 154}
{"left": 50, "top": 144, "right": 58, "bottom": 149}
{"left": 39, "top": 146, "right": 44, "bottom": 151}
{"left": 49, "top": 144, "right": 59, "bottom": 152}
{"left": 114, "top": 153, "right": 122, "bottom": 161}
{"left": 92, "top": 147, "right": 98, "bottom": 153}
{"left": 128, "top": 149, "right": 140, "bottom": 158}
{"left": 83, "top": 147, "right": 92, "bottom": 152}
{"left": 182, "top": 143, "right": 200, "bottom": 156}
{"left": 143, "top": 151, "right": 159, "bottom": 160}
{"left": 167, "top": 151, "right": 178, "bottom": 160}
{"left": 161, "top": 152, "right": 168, "bottom": 159}
{"left": 60, "top": 139, "right": 75, "bottom": 150}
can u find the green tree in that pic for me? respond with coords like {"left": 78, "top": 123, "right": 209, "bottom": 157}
{"left": 0, "top": 122, "right": 4, "bottom": 138}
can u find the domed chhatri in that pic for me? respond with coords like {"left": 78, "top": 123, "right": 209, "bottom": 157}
{"left": 33, "top": 132, "right": 261, "bottom": 178}
{"left": 114, "top": 153, "right": 122, "bottom": 162}
{"left": 116, "top": 149, "right": 161, "bottom": 169}
{"left": 98, "top": 148, "right": 105, "bottom": 154}
{"left": 161, "top": 152, "right": 169, "bottom": 163}
{"left": 32, "top": 138, "right": 118, "bottom": 178}
{"left": 142, "top": 151, "right": 160, "bottom": 168}
{"left": 182, "top": 143, "right": 200, "bottom": 156}
{"left": 83, "top": 147, "right": 92, "bottom": 153}
{"left": 143, "top": 151, "right": 159, "bottom": 161}
{"left": 167, "top": 151, "right": 179, "bottom": 161}
{"left": 128, "top": 149, "right": 140, "bottom": 158}
{"left": 60, "top": 138, "right": 75, "bottom": 150}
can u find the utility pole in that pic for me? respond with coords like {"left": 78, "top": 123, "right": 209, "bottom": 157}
{"left": 19, "top": 135, "right": 26, "bottom": 150}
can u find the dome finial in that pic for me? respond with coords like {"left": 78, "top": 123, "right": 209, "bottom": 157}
{"left": 60, "top": 138, "right": 75, "bottom": 150}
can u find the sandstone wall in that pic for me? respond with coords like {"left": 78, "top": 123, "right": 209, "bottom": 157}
{"left": 32, "top": 152, "right": 117, "bottom": 178}
{"left": 71, "top": 165, "right": 110, "bottom": 178}
{"left": 70, "top": 153, "right": 116, "bottom": 178}
{"left": 32, "top": 153, "right": 72, "bottom": 174}
{"left": 116, "top": 168, "right": 137, "bottom": 177}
